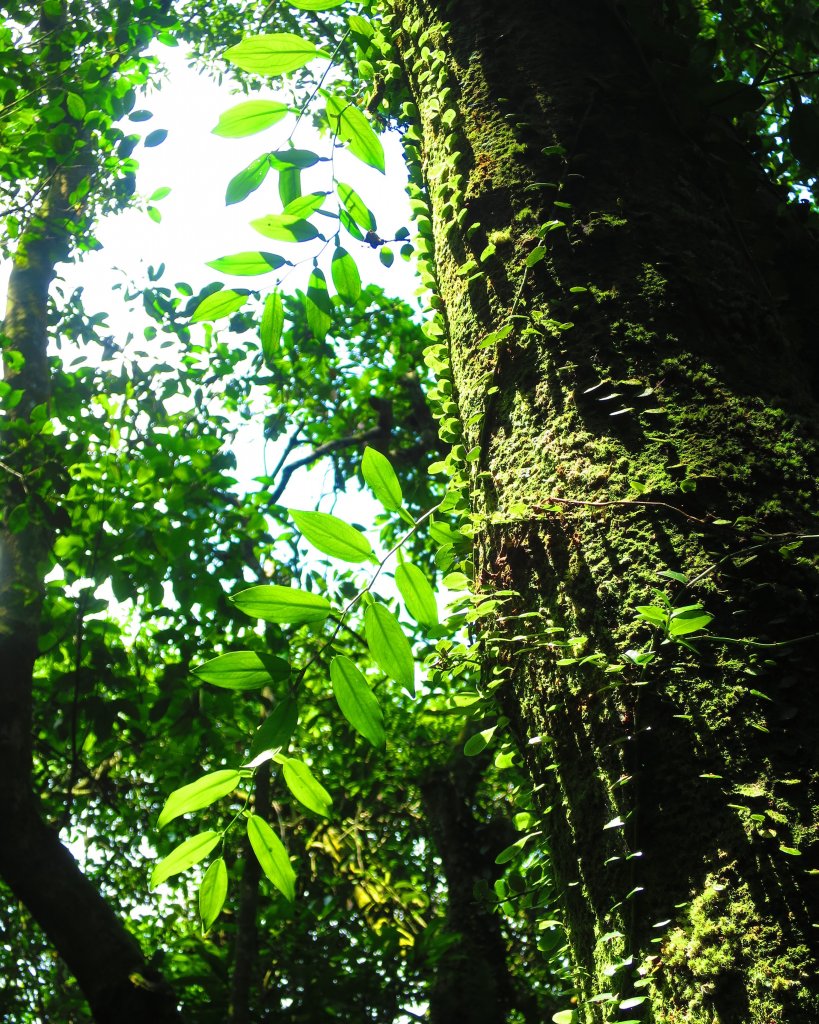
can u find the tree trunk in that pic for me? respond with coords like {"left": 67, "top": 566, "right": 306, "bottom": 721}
{"left": 0, "top": 156, "right": 183, "bottom": 1024}
{"left": 391, "top": 1, "right": 819, "bottom": 1021}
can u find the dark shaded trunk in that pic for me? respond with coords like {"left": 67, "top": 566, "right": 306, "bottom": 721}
{"left": 391, "top": 0, "right": 819, "bottom": 1020}
{"left": 419, "top": 748, "right": 515, "bottom": 1024}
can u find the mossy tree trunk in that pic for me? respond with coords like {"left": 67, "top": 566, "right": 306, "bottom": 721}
{"left": 391, "top": 1, "right": 819, "bottom": 1021}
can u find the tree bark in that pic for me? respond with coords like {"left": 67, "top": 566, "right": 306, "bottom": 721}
{"left": 391, "top": 1, "right": 819, "bottom": 1021}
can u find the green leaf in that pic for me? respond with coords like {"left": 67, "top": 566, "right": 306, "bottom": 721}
{"left": 282, "top": 191, "right": 327, "bottom": 218}
{"left": 552, "top": 1010, "right": 576, "bottom": 1024}
{"left": 292, "top": 0, "right": 343, "bottom": 8}
{"left": 281, "top": 757, "right": 332, "bottom": 817}
{"left": 395, "top": 563, "right": 438, "bottom": 627}
{"left": 247, "top": 814, "right": 296, "bottom": 901}
{"left": 206, "top": 252, "right": 286, "bottom": 276}
{"left": 278, "top": 166, "right": 301, "bottom": 206}
{"left": 66, "top": 92, "right": 86, "bottom": 119}
{"left": 635, "top": 605, "right": 668, "bottom": 629}
{"left": 150, "top": 831, "right": 220, "bottom": 889}
{"left": 464, "top": 726, "right": 495, "bottom": 756}
{"left": 668, "top": 608, "right": 713, "bottom": 636}
{"left": 212, "top": 99, "right": 290, "bottom": 138}
{"left": 199, "top": 858, "right": 228, "bottom": 933}
{"left": 336, "top": 181, "right": 376, "bottom": 231}
{"left": 250, "top": 214, "right": 319, "bottom": 243}
{"left": 339, "top": 208, "right": 365, "bottom": 241}
{"left": 290, "top": 509, "right": 375, "bottom": 563}
{"left": 144, "top": 129, "right": 168, "bottom": 148}
{"left": 157, "top": 770, "right": 241, "bottom": 828}
{"left": 619, "top": 997, "right": 647, "bottom": 1011}
{"left": 325, "top": 93, "right": 385, "bottom": 173}
{"left": 224, "top": 33, "right": 328, "bottom": 77}
{"left": 365, "top": 604, "right": 415, "bottom": 690}
{"left": 191, "top": 290, "right": 248, "bottom": 323}
{"left": 193, "top": 651, "right": 290, "bottom": 690}
{"left": 226, "top": 154, "right": 271, "bottom": 205}
{"left": 379, "top": 246, "right": 394, "bottom": 268}
{"left": 331, "top": 247, "right": 361, "bottom": 303}
{"left": 230, "top": 584, "right": 331, "bottom": 624}
{"left": 270, "top": 149, "right": 321, "bottom": 169}
{"left": 149, "top": 186, "right": 171, "bottom": 202}
{"left": 261, "top": 290, "right": 285, "bottom": 366}
{"left": 361, "top": 447, "right": 403, "bottom": 512}
{"left": 249, "top": 697, "right": 298, "bottom": 758}
{"left": 305, "top": 268, "right": 333, "bottom": 341}
{"left": 330, "top": 656, "right": 386, "bottom": 747}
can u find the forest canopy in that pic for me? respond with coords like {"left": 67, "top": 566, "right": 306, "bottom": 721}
{"left": 1, "top": 1, "right": 817, "bottom": 1023}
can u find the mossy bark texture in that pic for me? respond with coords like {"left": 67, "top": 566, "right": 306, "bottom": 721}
{"left": 391, "top": 1, "right": 819, "bottom": 1021}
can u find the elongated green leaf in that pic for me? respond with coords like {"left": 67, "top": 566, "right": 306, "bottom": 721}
{"left": 230, "top": 584, "right": 331, "bottom": 624}
{"left": 292, "top": 0, "right": 343, "bottom": 9}
{"left": 206, "top": 252, "right": 286, "bottom": 276}
{"left": 66, "top": 92, "right": 86, "bottom": 119}
{"left": 336, "top": 181, "right": 376, "bottom": 231}
{"left": 305, "top": 268, "right": 332, "bottom": 341}
{"left": 145, "top": 129, "right": 167, "bottom": 148}
{"left": 362, "top": 447, "right": 403, "bottom": 511}
{"left": 213, "top": 99, "right": 290, "bottom": 138}
{"left": 331, "top": 247, "right": 361, "bottom": 303}
{"left": 150, "top": 831, "right": 220, "bottom": 889}
{"left": 283, "top": 191, "right": 327, "bottom": 218}
{"left": 193, "top": 651, "right": 290, "bottom": 690}
{"left": 324, "top": 93, "right": 385, "bottom": 173}
{"left": 365, "top": 604, "right": 415, "bottom": 690}
{"left": 261, "top": 290, "right": 285, "bottom": 366}
{"left": 290, "top": 509, "right": 375, "bottom": 562}
{"left": 199, "top": 858, "right": 228, "bottom": 932}
{"left": 339, "top": 208, "right": 365, "bottom": 241}
{"left": 157, "top": 770, "right": 241, "bottom": 828}
{"left": 191, "top": 290, "right": 247, "bottom": 323}
{"left": 226, "top": 154, "right": 271, "bottom": 205}
{"left": 281, "top": 758, "right": 332, "bottom": 817}
{"left": 251, "top": 214, "right": 319, "bottom": 243}
{"left": 247, "top": 814, "right": 296, "bottom": 901}
{"left": 278, "top": 165, "right": 301, "bottom": 206}
{"left": 395, "top": 563, "right": 438, "bottom": 627}
{"left": 249, "top": 696, "right": 298, "bottom": 758}
{"left": 224, "top": 33, "right": 327, "bottom": 76}
{"left": 669, "top": 609, "right": 713, "bottom": 636}
{"left": 270, "top": 149, "right": 320, "bottom": 169}
{"left": 330, "top": 656, "right": 385, "bottom": 747}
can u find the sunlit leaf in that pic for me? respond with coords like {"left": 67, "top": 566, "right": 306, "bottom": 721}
{"left": 251, "top": 214, "right": 319, "bottom": 243}
{"left": 395, "top": 563, "right": 438, "bottom": 627}
{"left": 330, "top": 656, "right": 386, "bottom": 747}
{"left": 282, "top": 191, "right": 327, "bottom": 218}
{"left": 247, "top": 814, "right": 296, "bottom": 901}
{"left": 199, "top": 858, "right": 228, "bottom": 932}
{"left": 191, "top": 290, "right": 247, "bottom": 323}
{"left": 290, "top": 509, "right": 375, "bottom": 562}
{"left": 212, "top": 99, "right": 290, "bottom": 137}
{"left": 249, "top": 697, "right": 298, "bottom": 758}
{"left": 278, "top": 165, "right": 301, "bottom": 206}
{"left": 464, "top": 726, "right": 495, "bottom": 756}
{"left": 157, "top": 770, "right": 241, "bottom": 828}
{"left": 331, "top": 246, "right": 361, "bottom": 303}
{"left": 281, "top": 757, "right": 332, "bottom": 817}
{"left": 206, "top": 252, "right": 286, "bottom": 276}
{"left": 66, "top": 92, "right": 86, "bottom": 119}
{"left": 261, "top": 290, "right": 285, "bottom": 366}
{"left": 193, "top": 651, "right": 290, "bottom": 690}
{"left": 668, "top": 607, "right": 713, "bottom": 636}
{"left": 292, "top": 0, "right": 343, "bottom": 8}
{"left": 150, "top": 831, "right": 220, "bottom": 889}
{"left": 230, "top": 584, "right": 331, "bottom": 624}
{"left": 226, "top": 154, "right": 271, "bottom": 205}
{"left": 324, "top": 93, "right": 385, "bottom": 173}
{"left": 365, "top": 604, "right": 415, "bottom": 690}
{"left": 362, "top": 447, "right": 403, "bottom": 511}
{"left": 336, "top": 181, "right": 376, "bottom": 231}
{"left": 305, "top": 268, "right": 332, "bottom": 341}
{"left": 224, "top": 33, "right": 328, "bottom": 77}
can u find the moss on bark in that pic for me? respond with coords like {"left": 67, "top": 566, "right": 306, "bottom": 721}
{"left": 391, "top": 0, "right": 819, "bottom": 1020}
